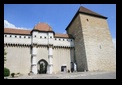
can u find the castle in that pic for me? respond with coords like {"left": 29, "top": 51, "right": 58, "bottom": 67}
{"left": 4, "top": 6, "right": 116, "bottom": 75}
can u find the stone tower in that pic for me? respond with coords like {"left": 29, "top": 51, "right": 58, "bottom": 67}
{"left": 66, "top": 6, "right": 116, "bottom": 72}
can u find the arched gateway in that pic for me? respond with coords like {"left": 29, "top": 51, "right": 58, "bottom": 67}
{"left": 37, "top": 59, "right": 48, "bottom": 74}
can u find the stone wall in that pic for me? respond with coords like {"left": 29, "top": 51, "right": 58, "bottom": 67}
{"left": 67, "top": 13, "right": 116, "bottom": 72}
{"left": 36, "top": 46, "right": 48, "bottom": 62}
{"left": 4, "top": 46, "right": 31, "bottom": 74}
{"left": 67, "top": 14, "right": 88, "bottom": 71}
{"left": 79, "top": 14, "right": 116, "bottom": 71}
{"left": 53, "top": 47, "right": 72, "bottom": 73}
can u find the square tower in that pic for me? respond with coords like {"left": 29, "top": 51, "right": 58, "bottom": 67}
{"left": 66, "top": 6, "right": 116, "bottom": 72}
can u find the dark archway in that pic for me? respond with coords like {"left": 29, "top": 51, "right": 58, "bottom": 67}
{"left": 37, "top": 59, "right": 48, "bottom": 74}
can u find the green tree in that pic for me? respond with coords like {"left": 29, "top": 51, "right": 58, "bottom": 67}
{"left": 4, "top": 48, "right": 7, "bottom": 64}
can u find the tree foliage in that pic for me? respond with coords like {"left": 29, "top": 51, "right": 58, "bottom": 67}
{"left": 4, "top": 67, "right": 10, "bottom": 77}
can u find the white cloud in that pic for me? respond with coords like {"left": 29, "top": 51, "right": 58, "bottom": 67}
{"left": 4, "top": 20, "right": 31, "bottom": 30}
{"left": 112, "top": 38, "right": 116, "bottom": 49}
{"left": 4, "top": 20, "right": 16, "bottom": 28}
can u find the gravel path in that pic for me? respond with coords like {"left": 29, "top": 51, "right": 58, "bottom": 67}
{"left": 6, "top": 71, "right": 116, "bottom": 79}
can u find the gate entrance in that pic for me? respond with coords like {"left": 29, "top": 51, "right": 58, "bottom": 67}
{"left": 37, "top": 59, "right": 48, "bottom": 74}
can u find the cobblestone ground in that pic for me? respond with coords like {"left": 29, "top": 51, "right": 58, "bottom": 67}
{"left": 5, "top": 71, "right": 116, "bottom": 79}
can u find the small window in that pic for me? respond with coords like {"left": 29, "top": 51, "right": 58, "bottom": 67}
{"left": 10, "top": 35, "right": 12, "bottom": 37}
{"left": 45, "top": 37, "right": 46, "bottom": 39}
{"left": 100, "top": 45, "right": 102, "bottom": 49}
{"left": 15, "top": 36, "right": 17, "bottom": 38}
{"left": 59, "top": 39, "right": 60, "bottom": 41}
{"left": 28, "top": 36, "right": 30, "bottom": 38}
{"left": 67, "top": 39, "right": 68, "bottom": 41}
{"left": 71, "top": 40, "right": 72, "bottom": 41}
{"left": 40, "top": 36, "right": 42, "bottom": 38}
{"left": 24, "top": 36, "right": 26, "bottom": 38}
{"left": 35, "top": 35, "right": 36, "bottom": 37}
{"left": 63, "top": 39, "right": 64, "bottom": 41}
{"left": 55, "top": 38, "right": 56, "bottom": 40}
{"left": 86, "top": 19, "right": 89, "bottom": 21}
{"left": 19, "top": 36, "right": 21, "bottom": 38}
{"left": 5, "top": 35, "right": 7, "bottom": 37}
{"left": 50, "top": 36, "right": 52, "bottom": 38}
{"left": 61, "top": 66, "right": 67, "bottom": 72}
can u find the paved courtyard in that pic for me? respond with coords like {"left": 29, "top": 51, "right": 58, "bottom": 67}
{"left": 6, "top": 71, "right": 116, "bottom": 79}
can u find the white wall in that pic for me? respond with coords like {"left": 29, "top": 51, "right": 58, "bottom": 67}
{"left": 53, "top": 47, "right": 71, "bottom": 73}
{"left": 4, "top": 31, "right": 75, "bottom": 74}
{"left": 31, "top": 31, "right": 74, "bottom": 47}
{"left": 4, "top": 46, "right": 31, "bottom": 74}
{"left": 36, "top": 46, "right": 48, "bottom": 63}
{"left": 53, "top": 38, "right": 74, "bottom": 47}
{"left": 4, "top": 34, "right": 31, "bottom": 45}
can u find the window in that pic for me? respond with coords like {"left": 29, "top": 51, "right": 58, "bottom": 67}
{"left": 86, "top": 19, "right": 89, "bottom": 21}
{"left": 50, "top": 36, "right": 52, "bottom": 38}
{"left": 40, "top": 36, "right": 42, "bottom": 38}
{"left": 10, "top": 35, "right": 12, "bottom": 37}
{"left": 67, "top": 39, "right": 68, "bottom": 41}
{"left": 71, "top": 39, "right": 72, "bottom": 41}
{"left": 55, "top": 38, "right": 56, "bottom": 40}
{"left": 35, "top": 35, "right": 36, "bottom": 37}
{"left": 28, "top": 36, "right": 30, "bottom": 38}
{"left": 61, "top": 66, "right": 67, "bottom": 72}
{"left": 100, "top": 45, "right": 102, "bottom": 49}
{"left": 63, "top": 39, "right": 64, "bottom": 41}
{"left": 19, "top": 36, "right": 21, "bottom": 38}
{"left": 45, "top": 37, "right": 46, "bottom": 39}
{"left": 15, "top": 36, "right": 17, "bottom": 38}
{"left": 5, "top": 35, "right": 7, "bottom": 37}
{"left": 24, "top": 36, "right": 26, "bottom": 38}
{"left": 59, "top": 39, "right": 60, "bottom": 41}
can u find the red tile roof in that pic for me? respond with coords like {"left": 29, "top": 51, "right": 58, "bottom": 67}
{"left": 55, "top": 33, "right": 72, "bottom": 38}
{"left": 33, "top": 23, "right": 53, "bottom": 31}
{"left": 4, "top": 28, "right": 31, "bottom": 35}
{"left": 4, "top": 28, "right": 72, "bottom": 38}
{"left": 65, "top": 6, "right": 107, "bottom": 30}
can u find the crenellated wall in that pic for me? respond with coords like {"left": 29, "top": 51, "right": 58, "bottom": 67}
{"left": 4, "top": 34, "right": 31, "bottom": 45}
{"left": 4, "top": 30, "right": 75, "bottom": 74}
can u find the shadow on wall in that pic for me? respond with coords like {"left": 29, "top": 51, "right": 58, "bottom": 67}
{"left": 68, "top": 34, "right": 88, "bottom": 72}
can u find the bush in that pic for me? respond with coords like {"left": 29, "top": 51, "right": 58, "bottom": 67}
{"left": 11, "top": 73, "right": 15, "bottom": 77}
{"left": 17, "top": 72, "right": 20, "bottom": 75}
{"left": 4, "top": 67, "right": 10, "bottom": 77}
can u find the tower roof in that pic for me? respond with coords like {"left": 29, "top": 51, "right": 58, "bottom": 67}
{"left": 33, "top": 23, "right": 53, "bottom": 32}
{"left": 78, "top": 6, "right": 107, "bottom": 18}
{"left": 65, "top": 6, "right": 107, "bottom": 30}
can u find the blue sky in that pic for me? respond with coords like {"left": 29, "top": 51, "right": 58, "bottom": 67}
{"left": 4, "top": 4, "right": 116, "bottom": 48}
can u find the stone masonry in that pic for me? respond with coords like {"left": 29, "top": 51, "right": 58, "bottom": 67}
{"left": 66, "top": 6, "right": 116, "bottom": 72}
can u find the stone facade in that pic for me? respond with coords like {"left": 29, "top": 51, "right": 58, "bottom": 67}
{"left": 4, "top": 46, "right": 31, "bottom": 74}
{"left": 67, "top": 14, "right": 88, "bottom": 71}
{"left": 66, "top": 7, "right": 116, "bottom": 72}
